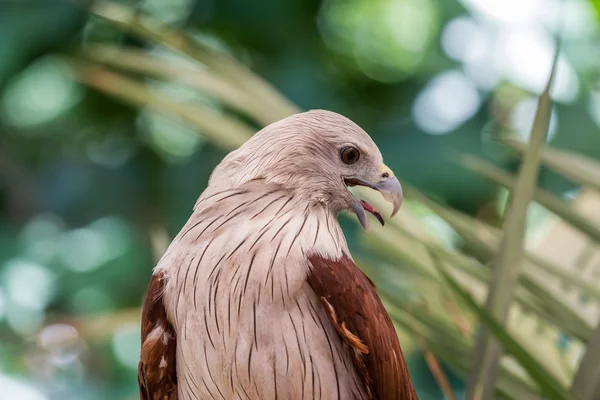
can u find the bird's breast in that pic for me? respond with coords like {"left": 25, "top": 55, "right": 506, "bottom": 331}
{"left": 155, "top": 185, "right": 366, "bottom": 399}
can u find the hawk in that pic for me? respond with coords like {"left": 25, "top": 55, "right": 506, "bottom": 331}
{"left": 138, "top": 110, "right": 418, "bottom": 399}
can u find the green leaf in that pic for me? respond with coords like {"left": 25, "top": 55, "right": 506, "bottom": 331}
{"left": 457, "top": 153, "right": 600, "bottom": 245}
{"left": 433, "top": 256, "right": 574, "bottom": 400}
{"left": 81, "top": 44, "right": 289, "bottom": 126}
{"left": 466, "top": 45, "right": 559, "bottom": 400}
{"left": 399, "top": 185, "right": 598, "bottom": 337}
{"left": 503, "top": 140, "right": 600, "bottom": 194}
{"left": 591, "top": 0, "right": 600, "bottom": 20}
{"left": 90, "top": 2, "right": 300, "bottom": 120}
{"left": 571, "top": 324, "right": 600, "bottom": 400}
{"left": 70, "top": 61, "right": 254, "bottom": 150}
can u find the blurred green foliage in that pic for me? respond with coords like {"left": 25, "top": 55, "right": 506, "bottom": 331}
{"left": 1, "top": 0, "right": 600, "bottom": 399}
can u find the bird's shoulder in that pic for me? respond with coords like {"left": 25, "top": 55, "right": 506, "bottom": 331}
{"left": 138, "top": 270, "right": 178, "bottom": 400}
{"left": 307, "top": 254, "right": 418, "bottom": 400}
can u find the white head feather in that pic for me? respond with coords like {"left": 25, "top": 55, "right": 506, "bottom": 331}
{"left": 206, "top": 109, "right": 387, "bottom": 214}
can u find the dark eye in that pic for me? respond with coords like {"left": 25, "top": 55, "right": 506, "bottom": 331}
{"left": 340, "top": 146, "right": 360, "bottom": 164}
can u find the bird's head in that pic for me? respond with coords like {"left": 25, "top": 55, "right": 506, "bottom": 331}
{"left": 209, "top": 109, "right": 402, "bottom": 230}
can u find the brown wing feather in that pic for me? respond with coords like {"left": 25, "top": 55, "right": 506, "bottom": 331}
{"left": 139, "top": 271, "right": 178, "bottom": 400}
{"left": 308, "top": 255, "right": 418, "bottom": 400}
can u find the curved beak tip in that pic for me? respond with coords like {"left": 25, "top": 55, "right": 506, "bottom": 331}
{"left": 376, "top": 176, "right": 403, "bottom": 218}
{"left": 390, "top": 192, "right": 402, "bottom": 218}
{"left": 346, "top": 173, "right": 402, "bottom": 230}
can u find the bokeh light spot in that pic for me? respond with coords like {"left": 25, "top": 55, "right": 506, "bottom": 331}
{"left": 71, "top": 287, "right": 115, "bottom": 314}
{"left": 319, "top": 0, "right": 439, "bottom": 82}
{"left": 442, "top": 16, "right": 484, "bottom": 62}
{"left": 38, "top": 324, "right": 79, "bottom": 349}
{"left": 459, "top": 0, "right": 550, "bottom": 25}
{"left": 0, "top": 375, "right": 47, "bottom": 400}
{"left": 7, "top": 304, "right": 44, "bottom": 336}
{"left": 412, "top": 71, "right": 481, "bottom": 135}
{"left": 138, "top": 110, "right": 204, "bottom": 161}
{"left": 59, "top": 229, "right": 108, "bottom": 273}
{"left": 20, "top": 214, "right": 65, "bottom": 264}
{"left": 86, "top": 134, "right": 138, "bottom": 168}
{"left": 88, "top": 216, "right": 132, "bottom": 259}
{"left": 495, "top": 28, "right": 579, "bottom": 103}
{"left": 442, "top": 16, "right": 500, "bottom": 90}
{"left": 112, "top": 323, "right": 141, "bottom": 369}
{"left": 58, "top": 216, "right": 131, "bottom": 273}
{"left": 3, "top": 258, "right": 55, "bottom": 310}
{"left": 37, "top": 324, "right": 83, "bottom": 367}
{"left": 557, "top": 0, "right": 598, "bottom": 40}
{"left": 1, "top": 56, "right": 83, "bottom": 130}
{"left": 587, "top": 92, "right": 600, "bottom": 129}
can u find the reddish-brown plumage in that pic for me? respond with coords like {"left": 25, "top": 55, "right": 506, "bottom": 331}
{"left": 138, "top": 271, "right": 178, "bottom": 400}
{"left": 308, "top": 254, "right": 418, "bottom": 400}
{"left": 139, "top": 258, "right": 417, "bottom": 400}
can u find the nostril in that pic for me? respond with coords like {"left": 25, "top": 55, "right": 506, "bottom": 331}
{"left": 381, "top": 172, "right": 389, "bottom": 178}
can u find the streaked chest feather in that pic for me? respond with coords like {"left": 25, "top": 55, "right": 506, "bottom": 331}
{"left": 155, "top": 185, "right": 368, "bottom": 400}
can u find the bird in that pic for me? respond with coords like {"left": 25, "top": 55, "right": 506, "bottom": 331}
{"left": 138, "top": 109, "right": 418, "bottom": 400}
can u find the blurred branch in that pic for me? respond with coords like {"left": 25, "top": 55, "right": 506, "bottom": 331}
{"left": 571, "top": 324, "right": 600, "bottom": 400}
{"left": 467, "top": 46, "right": 559, "bottom": 400}
{"left": 90, "top": 2, "right": 300, "bottom": 119}
{"left": 58, "top": 308, "right": 141, "bottom": 342}
{"left": 398, "top": 184, "right": 600, "bottom": 325}
{"left": 149, "top": 223, "right": 170, "bottom": 264}
{"left": 364, "top": 193, "right": 594, "bottom": 348}
{"left": 421, "top": 340, "right": 458, "bottom": 400}
{"left": 442, "top": 294, "right": 473, "bottom": 337}
{"left": 504, "top": 139, "right": 600, "bottom": 194}
{"left": 81, "top": 44, "right": 285, "bottom": 126}
{"left": 70, "top": 60, "right": 254, "bottom": 150}
{"left": 382, "top": 285, "right": 547, "bottom": 399}
{"left": 434, "top": 254, "right": 573, "bottom": 400}
{"left": 458, "top": 153, "right": 600, "bottom": 245}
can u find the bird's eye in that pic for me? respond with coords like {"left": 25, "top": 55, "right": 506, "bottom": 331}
{"left": 340, "top": 146, "right": 360, "bottom": 164}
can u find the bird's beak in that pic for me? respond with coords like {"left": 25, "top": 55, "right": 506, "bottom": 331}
{"left": 344, "top": 164, "right": 403, "bottom": 231}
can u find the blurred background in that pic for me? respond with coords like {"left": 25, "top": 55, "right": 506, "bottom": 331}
{"left": 1, "top": 0, "right": 600, "bottom": 399}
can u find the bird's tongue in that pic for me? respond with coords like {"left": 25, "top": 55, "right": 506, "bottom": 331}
{"left": 360, "top": 200, "right": 384, "bottom": 226}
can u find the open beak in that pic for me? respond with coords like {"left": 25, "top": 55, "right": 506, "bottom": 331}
{"left": 344, "top": 165, "right": 403, "bottom": 231}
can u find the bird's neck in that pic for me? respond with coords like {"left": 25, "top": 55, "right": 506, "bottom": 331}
{"left": 185, "top": 181, "right": 351, "bottom": 262}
